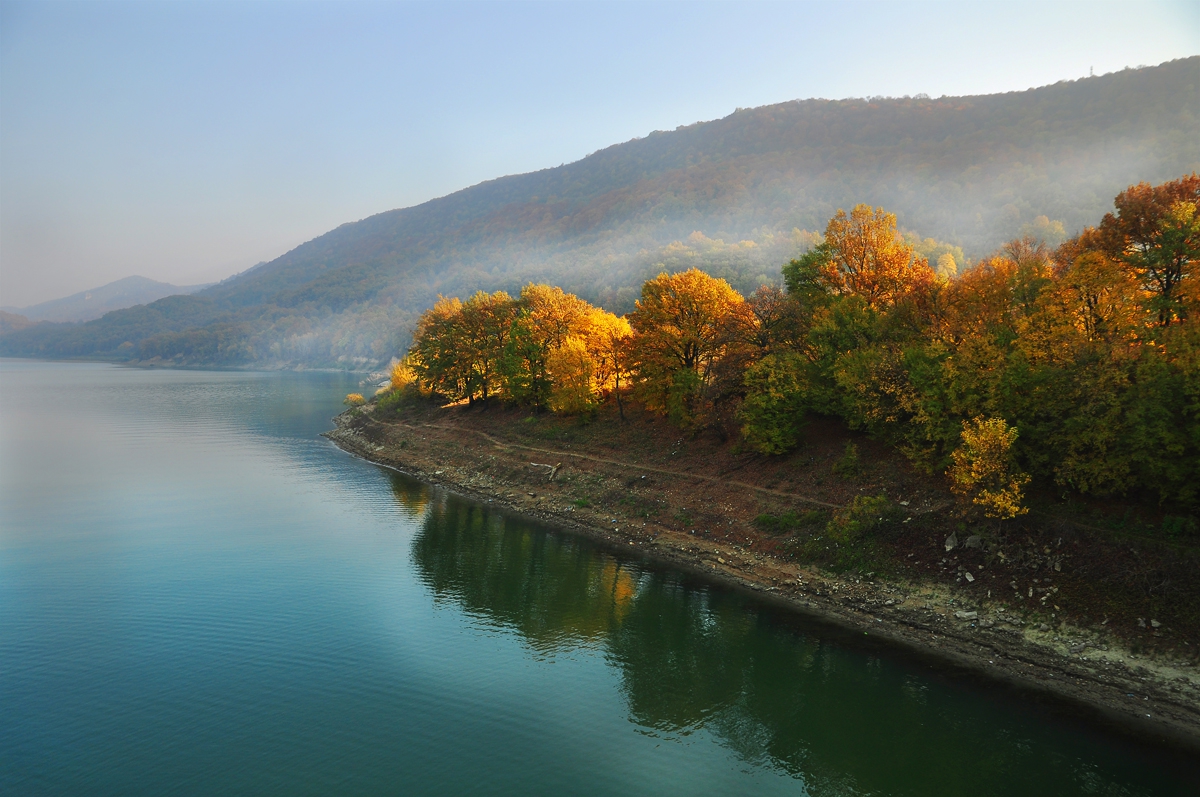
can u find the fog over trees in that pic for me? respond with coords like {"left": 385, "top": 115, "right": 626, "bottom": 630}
{"left": 1, "top": 58, "right": 1196, "bottom": 369}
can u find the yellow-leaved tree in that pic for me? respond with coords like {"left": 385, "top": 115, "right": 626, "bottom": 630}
{"left": 506, "top": 284, "right": 594, "bottom": 410}
{"left": 585, "top": 310, "right": 634, "bottom": 419}
{"left": 947, "top": 416, "right": 1030, "bottom": 519}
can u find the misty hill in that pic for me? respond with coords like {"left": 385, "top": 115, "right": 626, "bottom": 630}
{"left": 2, "top": 276, "right": 211, "bottom": 324}
{"left": 2, "top": 58, "right": 1197, "bottom": 368}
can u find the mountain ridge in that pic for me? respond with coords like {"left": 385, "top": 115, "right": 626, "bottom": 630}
{"left": 2, "top": 58, "right": 1197, "bottom": 368}
{"left": 3, "top": 275, "right": 211, "bottom": 324}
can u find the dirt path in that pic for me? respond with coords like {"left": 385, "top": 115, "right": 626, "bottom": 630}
{"left": 420, "top": 421, "right": 845, "bottom": 509}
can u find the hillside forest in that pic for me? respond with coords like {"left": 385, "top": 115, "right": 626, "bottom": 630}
{"left": 389, "top": 175, "right": 1200, "bottom": 513}
{"left": 0, "top": 59, "right": 1196, "bottom": 369}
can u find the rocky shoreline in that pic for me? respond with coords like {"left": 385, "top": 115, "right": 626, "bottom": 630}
{"left": 324, "top": 403, "right": 1200, "bottom": 753}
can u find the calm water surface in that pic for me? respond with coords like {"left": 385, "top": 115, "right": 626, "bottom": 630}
{"left": 0, "top": 361, "right": 1194, "bottom": 796}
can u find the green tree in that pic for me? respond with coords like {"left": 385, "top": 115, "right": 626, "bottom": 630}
{"left": 739, "top": 351, "right": 808, "bottom": 454}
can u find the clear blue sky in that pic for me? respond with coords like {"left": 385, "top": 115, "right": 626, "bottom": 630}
{"left": 1, "top": 0, "right": 1197, "bottom": 307}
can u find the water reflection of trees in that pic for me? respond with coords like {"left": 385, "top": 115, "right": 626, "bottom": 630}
{"left": 408, "top": 487, "right": 1166, "bottom": 796}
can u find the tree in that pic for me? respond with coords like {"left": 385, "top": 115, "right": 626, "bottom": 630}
{"left": 409, "top": 296, "right": 469, "bottom": 400}
{"left": 628, "top": 268, "right": 745, "bottom": 423}
{"left": 505, "top": 284, "right": 594, "bottom": 410}
{"left": 821, "top": 204, "right": 933, "bottom": 309}
{"left": 459, "top": 291, "right": 518, "bottom": 403}
{"left": 739, "top": 351, "right": 808, "bottom": 454}
{"left": 947, "top": 416, "right": 1030, "bottom": 519}
{"left": 1097, "top": 173, "right": 1200, "bottom": 325}
{"left": 585, "top": 310, "right": 634, "bottom": 420}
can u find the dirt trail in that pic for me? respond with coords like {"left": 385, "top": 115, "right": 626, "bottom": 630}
{"left": 420, "top": 421, "right": 845, "bottom": 509}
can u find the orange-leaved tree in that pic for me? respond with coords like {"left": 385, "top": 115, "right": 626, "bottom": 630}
{"left": 584, "top": 310, "right": 634, "bottom": 419}
{"left": 947, "top": 416, "right": 1030, "bottom": 519}
{"left": 628, "top": 268, "right": 745, "bottom": 424}
{"left": 822, "top": 204, "right": 933, "bottom": 309}
{"left": 1096, "top": 173, "right": 1200, "bottom": 326}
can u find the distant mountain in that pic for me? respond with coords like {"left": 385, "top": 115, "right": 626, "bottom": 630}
{"left": 2, "top": 58, "right": 1197, "bottom": 368}
{"left": 2, "top": 275, "right": 211, "bottom": 324}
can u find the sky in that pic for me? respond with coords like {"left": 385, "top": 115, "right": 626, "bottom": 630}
{"left": 1, "top": 1, "right": 1197, "bottom": 308}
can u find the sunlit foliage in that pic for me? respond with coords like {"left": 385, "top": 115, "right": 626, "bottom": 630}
{"left": 948, "top": 416, "right": 1031, "bottom": 519}
{"left": 402, "top": 175, "right": 1199, "bottom": 510}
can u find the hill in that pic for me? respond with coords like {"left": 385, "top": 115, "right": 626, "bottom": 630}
{"left": 2, "top": 58, "right": 1197, "bottom": 368}
{"left": 1, "top": 275, "right": 211, "bottom": 324}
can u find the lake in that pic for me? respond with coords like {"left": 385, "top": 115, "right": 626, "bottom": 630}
{"left": 0, "top": 360, "right": 1194, "bottom": 796}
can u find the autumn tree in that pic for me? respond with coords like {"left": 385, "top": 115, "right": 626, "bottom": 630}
{"left": 821, "top": 204, "right": 933, "bottom": 309}
{"left": 947, "top": 416, "right": 1030, "bottom": 519}
{"left": 505, "top": 284, "right": 594, "bottom": 410}
{"left": 585, "top": 310, "right": 634, "bottom": 419}
{"left": 628, "top": 268, "right": 745, "bottom": 423}
{"left": 1096, "top": 173, "right": 1200, "bottom": 325}
{"left": 408, "top": 296, "right": 469, "bottom": 400}
{"left": 459, "top": 291, "right": 518, "bottom": 403}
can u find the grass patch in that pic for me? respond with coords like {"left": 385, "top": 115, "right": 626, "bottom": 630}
{"left": 783, "top": 494, "right": 903, "bottom": 575}
{"left": 752, "top": 509, "right": 829, "bottom": 535}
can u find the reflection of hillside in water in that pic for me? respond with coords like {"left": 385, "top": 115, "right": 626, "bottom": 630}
{"left": 387, "top": 473, "right": 433, "bottom": 520}
{"left": 408, "top": 486, "right": 1177, "bottom": 796}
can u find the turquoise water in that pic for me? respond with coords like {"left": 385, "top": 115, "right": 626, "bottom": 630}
{"left": 0, "top": 360, "right": 1194, "bottom": 796}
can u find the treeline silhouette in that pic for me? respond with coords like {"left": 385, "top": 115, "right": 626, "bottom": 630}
{"left": 401, "top": 175, "right": 1199, "bottom": 508}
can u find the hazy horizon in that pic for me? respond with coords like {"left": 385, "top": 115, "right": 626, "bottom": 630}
{"left": 2, "top": 0, "right": 1197, "bottom": 308}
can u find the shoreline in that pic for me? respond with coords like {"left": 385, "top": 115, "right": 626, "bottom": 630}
{"left": 324, "top": 404, "right": 1200, "bottom": 753}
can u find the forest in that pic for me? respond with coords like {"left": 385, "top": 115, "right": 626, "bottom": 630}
{"left": 394, "top": 175, "right": 1199, "bottom": 512}
{"left": 0, "top": 58, "right": 1196, "bottom": 369}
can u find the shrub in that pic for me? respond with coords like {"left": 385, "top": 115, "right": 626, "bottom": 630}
{"left": 752, "top": 509, "right": 828, "bottom": 535}
{"left": 344, "top": 393, "right": 365, "bottom": 406}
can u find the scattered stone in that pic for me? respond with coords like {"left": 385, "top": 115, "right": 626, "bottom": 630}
{"left": 964, "top": 535, "right": 983, "bottom": 550}
{"left": 1138, "top": 618, "right": 1146, "bottom": 628}
{"left": 944, "top": 532, "right": 958, "bottom": 552}
{"left": 1151, "top": 620, "right": 1162, "bottom": 629}
{"left": 955, "top": 610, "right": 978, "bottom": 620}
{"left": 964, "top": 572, "right": 975, "bottom": 583}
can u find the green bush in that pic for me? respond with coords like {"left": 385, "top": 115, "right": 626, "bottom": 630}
{"left": 752, "top": 509, "right": 829, "bottom": 535}
{"left": 825, "top": 494, "right": 899, "bottom": 545}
